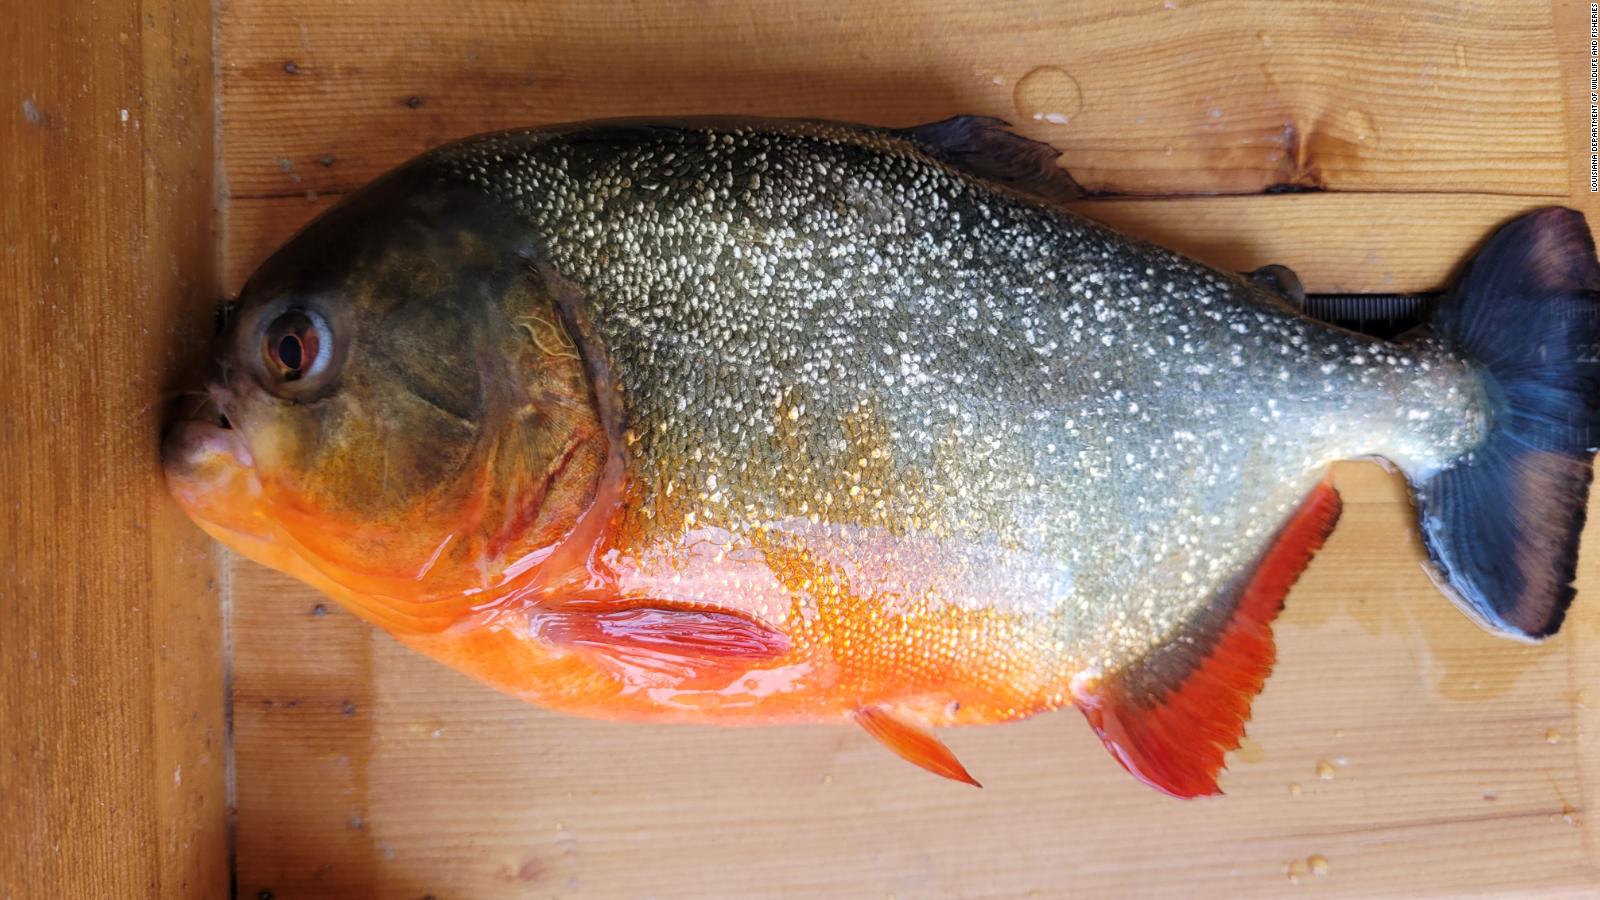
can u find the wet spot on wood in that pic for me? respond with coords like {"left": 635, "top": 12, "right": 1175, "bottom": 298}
{"left": 21, "top": 98, "right": 48, "bottom": 127}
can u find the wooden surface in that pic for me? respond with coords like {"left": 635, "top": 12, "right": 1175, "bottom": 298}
{"left": 216, "top": 1, "right": 1600, "bottom": 897}
{"left": 0, "top": 0, "right": 228, "bottom": 897}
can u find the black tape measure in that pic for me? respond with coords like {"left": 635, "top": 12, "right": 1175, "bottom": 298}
{"left": 1301, "top": 292, "right": 1439, "bottom": 340}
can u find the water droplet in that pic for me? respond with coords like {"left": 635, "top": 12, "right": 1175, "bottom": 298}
{"left": 1342, "top": 108, "right": 1378, "bottom": 144}
{"left": 1013, "top": 66, "right": 1084, "bottom": 127}
{"left": 1257, "top": 31, "right": 1273, "bottom": 48}
{"left": 972, "top": 68, "right": 1007, "bottom": 87}
{"left": 1288, "top": 782, "right": 1302, "bottom": 797}
{"left": 1308, "top": 855, "right": 1330, "bottom": 877}
{"left": 1545, "top": 728, "right": 1562, "bottom": 744}
{"left": 1562, "top": 803, "right": 1578, "bottom": 825}
{"left": 1316, "top": 759, "right": 1336, "bottom": 780}
{"left": 1482, "top": 790, "right": 1498, "bottom": 801}
{"left": 1286, "top": 859, "right": 1307, "bottom": 884}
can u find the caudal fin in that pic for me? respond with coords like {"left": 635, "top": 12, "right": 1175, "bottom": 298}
{"left": 1412, "top": 207, "right": 1600, "bottom": 639}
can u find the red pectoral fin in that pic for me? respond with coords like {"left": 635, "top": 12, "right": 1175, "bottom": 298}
{"left": 1074, "top": 479, "right": 1343, "bottom": 798}
{"left": 535, "top": 604, "right": 792, "bottom": 682}
{"left": 853, "top": 706, "right": 982, "bottom": 787}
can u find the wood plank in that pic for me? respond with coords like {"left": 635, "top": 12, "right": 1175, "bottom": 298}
{"left": 223, "top": 191, "right": 1553, "bottom": 295}
{"left": 215, "top": 0, "right": 1567, "bottom": 201}
{"left": 1553, "top": 0, "right": 1600, "bottom": 886}
{"left": 217, "top": 0, "right": 1599, "bottom": 896}
{"left": 0, "top": 0, "right": 226, "bottom": 895}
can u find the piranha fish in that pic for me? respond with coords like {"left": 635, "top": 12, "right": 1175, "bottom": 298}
{"left": 164, "top": 117, "right": 1600, "bottom": 796}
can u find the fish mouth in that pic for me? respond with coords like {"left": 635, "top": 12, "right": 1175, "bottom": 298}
{"left": 161, "top": 387, "right": 254, "bottom": 477}
{"left": 160, "top": 385, "right": 265, "bottom": 545}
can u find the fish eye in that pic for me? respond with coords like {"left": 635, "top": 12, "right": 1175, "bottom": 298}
{"left": 262, "top": 309, "right": 333, "bottom": 383}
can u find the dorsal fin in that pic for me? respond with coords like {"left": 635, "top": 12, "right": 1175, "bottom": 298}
{"left": 1248, "top": 264, "right": 1307, "bottom": 310}
{"left": 898, "top": 116, "right": 1084, "bottom": 204}
{"left": 1072, "top": 479, "right": 1343, "bottom": 797}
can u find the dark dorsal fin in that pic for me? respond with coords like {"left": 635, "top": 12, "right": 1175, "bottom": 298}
{"left": 1072, "top": 479, "right": 1343, "bottom": 798}
{"left": 1248, "top": 264, "right": 1307, "bottom": 310}
{"left": 897, "top": 116, "right": 1084, "bottom": 204}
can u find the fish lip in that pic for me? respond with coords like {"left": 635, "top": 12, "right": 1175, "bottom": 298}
{"left": 161, "top": 417, "right": 254, "bottom": 474}
{"left": 161, "top": 383, "right": 254, "bottom": 476}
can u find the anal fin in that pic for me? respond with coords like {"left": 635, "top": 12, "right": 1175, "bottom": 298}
{"left": 853, "top": 706, "right": 982, "bottom": 788}
{"left": 1073, "top": 479, "right": 1343, "bottom": 798}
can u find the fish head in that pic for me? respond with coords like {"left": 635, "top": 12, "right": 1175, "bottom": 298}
{"left": 163, "top": 170, "right": 609, "bottom": 629}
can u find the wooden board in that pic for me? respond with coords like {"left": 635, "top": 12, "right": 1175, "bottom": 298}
{"left": 0, "top": 0, "right": 227, "bottom": 896}
{"left": 216, "top": 1, "right": 1600, "bottom": 897}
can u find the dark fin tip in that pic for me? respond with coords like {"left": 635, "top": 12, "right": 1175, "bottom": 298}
{"left": 1075, "top": 481, "right": 1343, "bottom": 798}
{"left": 1416, "top": 450, "right": 1592, "bottom": 641}
{"left": 899, "top": 115, "right": 1084, "bottom": 204}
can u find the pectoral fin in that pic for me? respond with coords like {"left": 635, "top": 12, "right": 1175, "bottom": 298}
{"left": 853, "top": 706, "right": 982, "bottom": 787}
{"left": 535, "top": 604, "right": 792, "bottom": 681}
{"left": 1072, "top": 479, "right": 1342, "bottom": 798}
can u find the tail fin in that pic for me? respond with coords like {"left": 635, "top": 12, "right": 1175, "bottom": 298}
{"left": 1412, "top": 207, "right": 1600, "bottom": 640}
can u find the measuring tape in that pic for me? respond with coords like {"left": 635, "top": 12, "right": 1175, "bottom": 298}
{"left": 1301, "top": 292, "right": 1438, "bottom": 340}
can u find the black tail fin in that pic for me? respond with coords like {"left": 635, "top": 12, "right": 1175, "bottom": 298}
{"left": 1412, "top": 207, "right": 1600, "bottom": 640}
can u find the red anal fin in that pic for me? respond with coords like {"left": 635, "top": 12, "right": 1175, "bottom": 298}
{"left": 535, "top": 605, "right": 792, "bottom": 682}
{"left": 1074, "top": 479, "right": 1343, "bottom": 798}
{"left": 853, "top": 706, "right": 982, "bottom": 788}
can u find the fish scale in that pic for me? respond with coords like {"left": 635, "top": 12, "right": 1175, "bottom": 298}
{"left": 166, "top": 116, "right": 1599, "bottom": 795}
{"left": 440, "top": 120, "right": 1483, "bottom": 673}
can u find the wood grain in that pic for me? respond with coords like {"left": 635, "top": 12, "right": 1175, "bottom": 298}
{"left": 216, "top": 1, "right": 1600, "bottom": 897}
{"left": 0, "top": 0, "right": 227, "bottom": 896}
{"left": 215, "top": 0, "right": 1568, "bottom": 202}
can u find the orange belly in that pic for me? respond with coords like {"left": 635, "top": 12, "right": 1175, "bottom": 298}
{"left": 398, "top": 570, "right": 1076, "bottom": 728}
